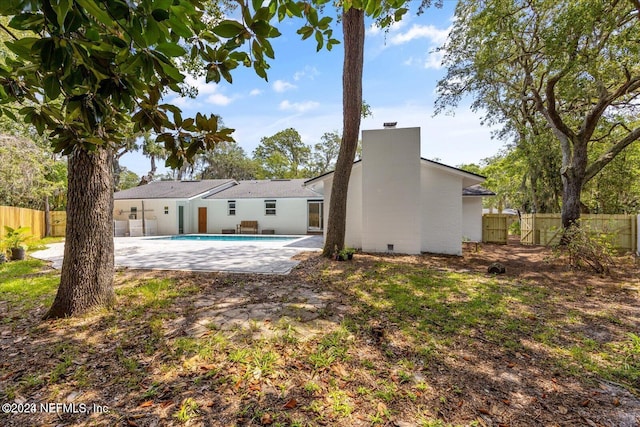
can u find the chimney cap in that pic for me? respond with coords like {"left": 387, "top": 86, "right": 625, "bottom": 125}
{"left": 383, "top": 122, "right": 397, "bottom": 128}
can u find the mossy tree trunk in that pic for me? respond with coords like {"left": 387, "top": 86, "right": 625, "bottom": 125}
{"left": 44, "top": 148, "right": 115, "bottom": 319}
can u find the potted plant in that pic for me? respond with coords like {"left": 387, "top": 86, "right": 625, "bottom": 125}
{"left": 3, "top": 226, "right": 31, "bottom": 261}
{"left": 338, "top": 247, "right": 356, "bottom": 261}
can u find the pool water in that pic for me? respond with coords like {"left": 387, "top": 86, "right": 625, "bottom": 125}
{"left": 147, "top": 234, "right": 299, "bottom": 242}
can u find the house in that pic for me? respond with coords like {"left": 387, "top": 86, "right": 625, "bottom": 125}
{"left": 113, "top": 179, "right": 235, "bottom": 236}
{"left": 199, "top": 179, "right": 323, "bottom": 234}
{"left": 304, "top": 126, "right": 490, "bottom": 256}
{"left": 113, "top": 178, "right": 323, "bottom": 236}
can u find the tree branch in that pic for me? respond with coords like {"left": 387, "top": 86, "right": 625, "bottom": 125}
{"left": 0, "top": 22, "right": 19, "bottom": 41}
{"left": 583, "top": 125, "right": 640, "bottom": 183}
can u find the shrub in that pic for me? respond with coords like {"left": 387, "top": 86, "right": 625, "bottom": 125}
{"left": 557, "top": 224, "right": 615, "bottom": 275}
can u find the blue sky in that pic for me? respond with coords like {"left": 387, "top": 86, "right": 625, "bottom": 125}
{"left": 120, "top": 1, "right": 504, "bottom": 177}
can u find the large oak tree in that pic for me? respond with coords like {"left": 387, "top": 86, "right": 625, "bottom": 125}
{"left": 436, "top": 0, "right": 640, "bottom": 229}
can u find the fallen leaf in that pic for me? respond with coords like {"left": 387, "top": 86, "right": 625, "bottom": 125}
{"left": 502, "top": 399, "right": 511, "bottom": 405}
{"left": 138, "top": 400, "right": 153, "bottom": 408}
{"left": 261, "top": 413, "right": 273, "bottom": 425}
{"left": 126, "top": 420, "right": 139, "bottom": 427}
{"left": 331, "top": 363, "right": 349, "bottom": 378}
{"left": 478, "top": 407, "right": 491, "bottom": 415}
{"left": 507, "top": 362, "right": 515, "bottom": 368}
{"left": 283, "top": 398, "right": 297, "bottom": 409}
{"left": 200, "top": 364, "right": 217, "bottom": 371}
{"left": 613, "top": 397, "right": 620, "bottom": 407}
{"left": 159, "top": 400, "right": 174, "bottom": 409}
{"left": 557, "top": 406, "right": 568, "bottom": 414}
{"left": 377, "top": 402, "right": 387, "bottom": 415}
{"left": 249, "top": 383, "right": 261, "bottom": 392}
{"left": 580, "top": 399, "right": 590, "bottom": 407}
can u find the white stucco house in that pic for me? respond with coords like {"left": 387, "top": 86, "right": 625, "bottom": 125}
{"left": 113, "top": 178, "right": 323, "bottom": 236}
{"left": 304, "top": 126, "right": 491, "bottom": 256}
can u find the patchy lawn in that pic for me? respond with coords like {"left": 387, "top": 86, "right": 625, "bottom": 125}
{"left": 0, "top": 242, "right": 639, "bottom": 426}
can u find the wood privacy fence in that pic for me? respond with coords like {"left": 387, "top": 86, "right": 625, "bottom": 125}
{"left": 0, "top": 206, "right": 66, "bottom": 239}
{"left": 520, "top": 213, "right": 637, "bottom": 253}
{"left": 482, "top": 214, "right": 509, "bottom": 244}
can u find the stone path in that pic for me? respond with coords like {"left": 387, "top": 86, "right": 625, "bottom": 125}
{"left": 165, "top": 279, "right": 350, "bottom": 341}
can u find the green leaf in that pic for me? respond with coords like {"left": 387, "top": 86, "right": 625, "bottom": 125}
{"left": 168, "top": 13, "right": 193, "bottom": 38}
{"left": 314, "top": 30, "right": 323, "bottom": 52}
{"left": 51, "top": 0, "right": 71, "bottom": 29}
{"left": 151, "top": 8, "right": 170, "bottom": 21}
{"left": 85, "top": 28, "right": 100, "bottom": 41}
{"left": 155, "top": 42, "right": 186, "bottom": 57}
{"left": 394, "top": 8, "right": 408, "bottom": 22}
{"left": 318, "top": 16, "right": 332, "bottom": 30}
{"left": 75, "top": 0, "right": 113, "bottom": 27}
{"left": 297, "top": 26, "right": 313, "bottom": 40}
{"left": 251, "top": 20, "right": 271, "bottom": 38}
{"left": 44, "top": 75, "right": 62, "bottom": 100}
{"left": 213, "top": 20, "right": 245, "bottom": 38}
{"left": 287, "top": 1, "right": 303, "bottom": 18}
{"left": 5, "top": 37, "right": 38, "bottom": 59}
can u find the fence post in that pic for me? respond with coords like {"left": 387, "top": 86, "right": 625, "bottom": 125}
{"left": 637, "top": 214, "right": 639, "bottom": 256}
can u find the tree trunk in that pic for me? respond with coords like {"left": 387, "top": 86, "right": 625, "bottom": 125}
{"left": 43, "top": 195, "right": 52, "bottom": 237}
{"left": 322, "top": 7, "right": 365, "bottom": 257}
{"left": 560, "top": 140, "right": 588, "bottom": 230}
{"left": 44, "top": 148, "right": 115, "bottom": 319}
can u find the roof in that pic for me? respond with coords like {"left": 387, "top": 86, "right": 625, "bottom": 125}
{"left": 205, "top": 179, "right": 322, "bottom": 199}
{"left": 304, "top": 158, "right": 487, "bottom": 186}
{"left": 114, "top": 179, "right": 235, "bottom": 200}
{"left": 463, "top": 184, "right": 495, "bottom": 197}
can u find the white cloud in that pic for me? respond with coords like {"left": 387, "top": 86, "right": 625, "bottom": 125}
{"left": 279, "top": 100, "right": 320, "bottom": 112}
{"left": 273, "top": 80, "right": 297, "bottom": 93}
{"left": 206, "top": 93, "right": 233, "bottom": 106}
{"left": 293, "top": 66, "right": 319, "bottom": 81}
{"left": 169, "top": 75, "right": 235, "bottom": 107}
{"left": 389, "top": 24, "right": 450, "bottom": 46}
{"left": 249, "top": 88, "right": 263, "bottom": 96}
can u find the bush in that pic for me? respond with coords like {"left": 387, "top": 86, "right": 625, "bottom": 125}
{"left": 557, "top": 224, "right": 615, "bottom": 275}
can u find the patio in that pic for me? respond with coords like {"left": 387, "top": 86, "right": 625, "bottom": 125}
{"left": 30, "top": 235, "right": 324, "bottom": 274}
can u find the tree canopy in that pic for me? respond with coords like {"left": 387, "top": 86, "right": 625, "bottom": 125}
{"left": 437, "top": 0, "right": 640, "bottom": 227}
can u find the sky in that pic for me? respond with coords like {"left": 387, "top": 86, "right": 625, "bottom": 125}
{"left": 119, "top": 0, "right": 505, "bottom": 177}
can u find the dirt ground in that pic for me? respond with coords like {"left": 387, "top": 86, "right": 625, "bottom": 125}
{"left": 2, "top": 240, "right": 640, "bottom": 426}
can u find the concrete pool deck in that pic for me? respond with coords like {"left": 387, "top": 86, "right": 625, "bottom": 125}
{"left": 30, "top": 235, "right": 324, "bottom": 274}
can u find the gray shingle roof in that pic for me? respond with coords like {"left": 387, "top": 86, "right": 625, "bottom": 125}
{"left": 463, "top": 184, "right": 495, "bottom": 197}
{"left": 205, "top": 179, "right": 322, "bottom": 199}
{"left": 114, "top": 179, "right": 235, "bottom": 199}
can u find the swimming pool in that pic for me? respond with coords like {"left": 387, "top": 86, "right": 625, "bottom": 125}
{"left": 147, "top": 234, "right": 300, "bottom": 242}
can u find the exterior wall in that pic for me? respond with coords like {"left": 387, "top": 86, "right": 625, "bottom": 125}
{"left": 114, "top": 199, "right": 178, "bottom": 236}
{"left": 321, "top": 165, "right": 364, "bottom": 249}
{"left": 362, "top": 127, "right": 422, "bottom": 254}
{"left": 462, "top": 197, "right": 483, "bottom": 242}
{"left": 195, "top": 198, "right": 313, "bottom": 234}
{"left": 421, "top": 166, "right": 464, "bottom": 255}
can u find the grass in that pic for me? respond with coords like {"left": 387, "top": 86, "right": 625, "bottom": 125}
{"left": 1, "top": 254, "right": 638, "bottom": 426}
{"left": 0, "top": 259, "right": 59, "bottom": 309}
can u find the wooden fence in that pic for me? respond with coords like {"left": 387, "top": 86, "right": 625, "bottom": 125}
{"left": 482, "top": 214, "right": 508, "bottom": 244}
{"left": 521, "top": 213, "right": 637, "bottom": 253}
{"left": 0, "top": 206, "right": 66, "bottom": 239}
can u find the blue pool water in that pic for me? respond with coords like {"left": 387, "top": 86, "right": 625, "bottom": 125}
{"left": 148, "top": 234, "right": 298, "bottom": 242}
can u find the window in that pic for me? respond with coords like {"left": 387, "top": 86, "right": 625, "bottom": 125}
{"left": 228, "top": 200, "right": 236, "bottom": 216}
{"left": 164, "top": 206, "right": 169, "bottom": 215}
{"left": 265, "top": 200, "right": 276, "bottom": 215}
{"left": 129, "top": 206, "right": 137, "bottom": 219}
